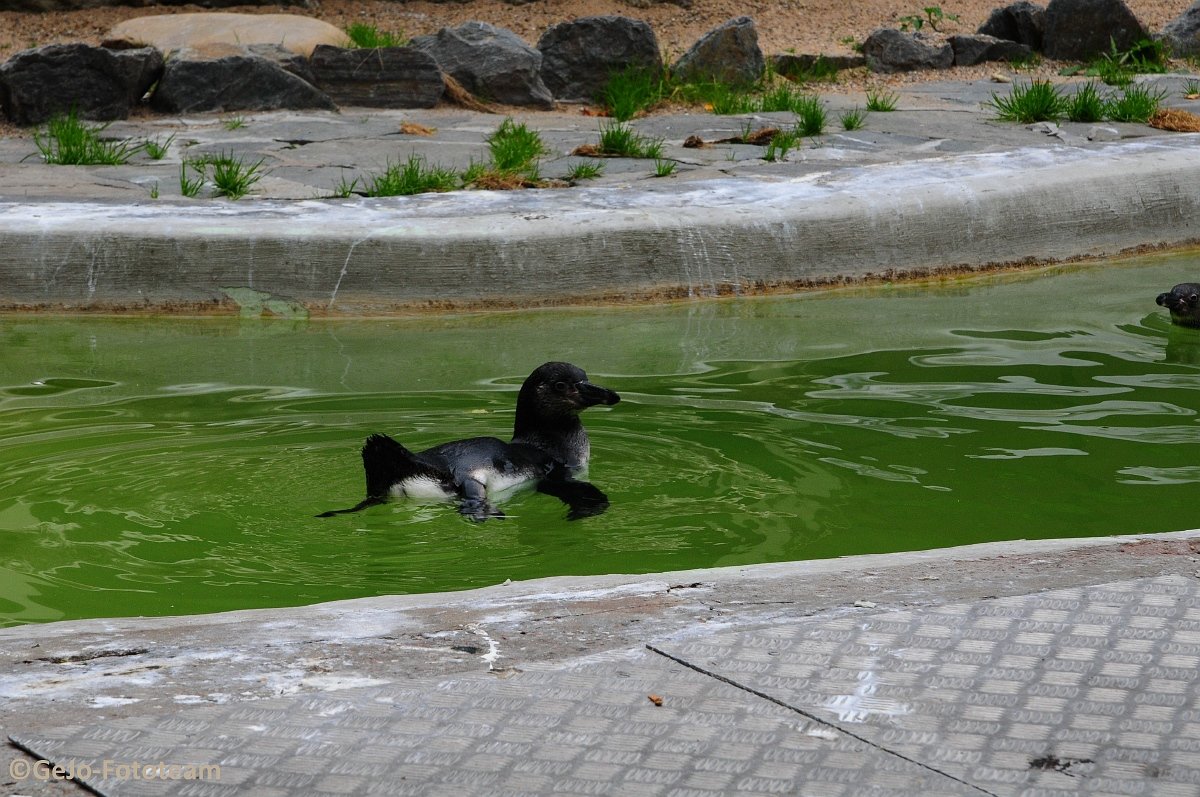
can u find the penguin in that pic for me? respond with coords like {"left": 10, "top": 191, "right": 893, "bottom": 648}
{"left": 1156, "top": 283, "right": 1200, "bottom": 328}
{"left": 317, "top": 362, "right": 620, "bottom": 521}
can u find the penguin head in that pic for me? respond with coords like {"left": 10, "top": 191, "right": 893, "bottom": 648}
{"left": 1157, "top": 283, "right": 1200, "bottom": 315}
{"left": 519, "top": 362, "right": 620, "bottom": 422}
{"left": 1157, "top": 284, "right": 1200, "bottom": 329}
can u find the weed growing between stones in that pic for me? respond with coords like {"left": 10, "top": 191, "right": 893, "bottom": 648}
{"left": 840, "top": 107, "right": 867, "bottom": 130}
{"left": 179, "top": 162, "right": 205, "bottom": 198}
{"left": 763, "top": 128, "right": 798, "bottom": 161}
{"left": 143, "top": 134, "right": 174, "bottom": 160}
{"left": 1077, "top": 37, "right": 1170, "bottom": 87}
{"left": 1106, "top": 83, "right": 1167, "bottom": 123}
{"left": 486, "top": 118, "right": 547, "bottom": 174}
{"left": 653, "top": 158, "right": 677, "bottom": 177}
{"left": 34, "top": 109, "right": 142, "bottom": 165}
{"left": 1184, "top": 79, "right": 1200, "bottom": 99}
{"left": 601, "top": 65, "right": 667, "bottom": 121}
{"left": 565, "top": 160, "right": 604, "bottom": 181}
{"left": 208, "top": 152, "right": 267, "bottom": 199}
{"left": 345, "top": 22, "right": 406, "bottom": 48}
{"left": 595, "top": 121, "right": 663, "bottom": 158}
{"left": 366, "top": 154, "right": 458, "bottom": 197}
{"left": 793, "top": 95, "right": 827, "bottom": 136}
{"left": 987, "top": 79, "right": 1064, "bottom": 123}
{"left": 222, "top": 116, "right": 246, "bottom": 131}
{"left": 865, "top": 89, "right": 899, "bottom": 112}
{"left": 1064, "top": 82, "right": 1106, "bottom": 123}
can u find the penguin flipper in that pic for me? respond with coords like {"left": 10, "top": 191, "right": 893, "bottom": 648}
{"left": 536, "top": 474, "right": 610, "bottom": 520}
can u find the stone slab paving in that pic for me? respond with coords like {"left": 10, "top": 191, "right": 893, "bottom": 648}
{"left": 9, "top": 574, "right": 1200, "bottom": 796}
{"left": 653, "top": 574, "right": 1200, "bottom": 797}
{"left": 9, "top": 648, "right": 977, "bottom": 797}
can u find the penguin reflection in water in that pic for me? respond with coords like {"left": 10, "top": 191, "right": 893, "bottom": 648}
{"left": 317, "top": 362, "right": 621, "bottom": 521}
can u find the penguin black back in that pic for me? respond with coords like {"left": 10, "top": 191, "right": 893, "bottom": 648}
{"left": 317, "top": 362, "right": 620, "bottom": 521}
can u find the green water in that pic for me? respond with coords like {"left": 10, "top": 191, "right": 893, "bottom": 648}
{"left": 3, "top": 253, "right": 1200, "bottom": 626}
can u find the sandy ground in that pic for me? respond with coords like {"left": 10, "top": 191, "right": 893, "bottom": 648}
{"left": 0, "top": 0, "right": 1189, "bottom": 65}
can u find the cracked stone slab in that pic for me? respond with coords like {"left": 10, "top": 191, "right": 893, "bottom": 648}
{"left": 652, "top": 574, "right": 1200, "bottom": 797}
{"left": 9, "top": 649, "right": 980, "bottom": 797}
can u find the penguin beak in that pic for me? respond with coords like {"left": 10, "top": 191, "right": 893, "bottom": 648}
{"left": 1157, "top": 293, "right": 1171, "bottom": 308}
{"left": 577, "top": 381, "right": 620, "bottom": 407}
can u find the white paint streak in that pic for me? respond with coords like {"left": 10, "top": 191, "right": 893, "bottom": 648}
{"left": 465, "top": 623, "right": 501, "bottom": 670}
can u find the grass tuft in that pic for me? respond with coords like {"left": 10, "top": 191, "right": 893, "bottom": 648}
{"left": 35, "top": 109, "right": 142, "bottom": 165}
{"left": 207, "top": 152, "right": 267, "bottom": 200}
{"left": 565, "top": 160, "right": 604, "bottom": 181}
{"left": 865, "top": 88, "right": 899, "bottom": 112}
{"left": 365, "top": 154, "right": 459, "bottom": 196}
{"left": 793, "top": 94, "right": 827, "bottom": 136}
{"left": 986, "top": 79, "right": 1063, "bottom": 122}
{"left": 597, "top": 121, "right": 662, "bottom": 158}
{"left": 486, "top": 117, "right": 547, "bottom": 174}
{"left": 1064, "top": 81, "right": 1106, "bottom": 123}
{"left": 345, "top": 22, "right": 406, "bottom": 48}
{"left": 1105, "top": 82, "right": 1167, "bottom": 123}
{"left": 601, "top": 65, "right": 666, "bottom": 121}
{"left": 839, "top": 107, "right": 867, "bottom": 130}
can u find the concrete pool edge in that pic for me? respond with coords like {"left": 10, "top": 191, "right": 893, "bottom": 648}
{"left": 2, "top": 136, "right": 1200, "bottom": 314}
{"left": 3, "top": 527, "right": 1198, "bottom": 728}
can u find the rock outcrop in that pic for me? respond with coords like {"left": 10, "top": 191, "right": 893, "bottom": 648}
{"left": 536, "top": 16, "right": 661, "bottom": 103}
{"left": 150, "top": 45, "right": 335, "bottom": 113}
{"left": 949, "top": 33, "right": 1033, "bottom": 65}
{"left": 863, "top": 29, "right": 954, "bottom": 73}
{"left": 411, "top": 21, "right": 554, "bottom": 109}
{"left": 671, "top": 16, "right": 764, "bottom": 85}
{"left": 0, "top": 43, "right": 162, "bottom": 125}
{"left": 977, "top": 1, "right": 1046, "bottom": 50}
{"left": 310, "top": 46, "right": 444, "bottom": 108}
{"left": 1161, "top": 0, "right": 1200, "bottom": 57}
{"left": 1041, "top": 0, "right": 1148, "bottom": 60}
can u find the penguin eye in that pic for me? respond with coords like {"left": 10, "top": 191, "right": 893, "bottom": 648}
{"left": 553, "top": 381, "right": 569, "bottom": 393}
{"left": 1190, "top": 294, "right": 1199, "bottom": 304}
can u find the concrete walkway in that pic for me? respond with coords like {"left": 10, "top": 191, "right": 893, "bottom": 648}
{"left": 3, "top": 531, "right": 1200, "bottom": 796}
{"left": 2, "top": 76, "right": 1200, "bottom": 313}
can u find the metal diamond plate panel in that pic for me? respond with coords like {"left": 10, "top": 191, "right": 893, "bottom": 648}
{"left": 653, "top": 574, "right": 1200, "bottom": 796}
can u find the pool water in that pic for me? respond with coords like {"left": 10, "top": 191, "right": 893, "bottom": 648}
{"left": 3, "top": 252, "right": 1199, "bottom": 626}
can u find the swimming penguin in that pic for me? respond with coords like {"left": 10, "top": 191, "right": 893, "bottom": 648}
{"left": 1156, "top": 283, "right": 1200, "bottom": 328}
{"left": 317, "top": 362, "right": 620, "bottom": 521}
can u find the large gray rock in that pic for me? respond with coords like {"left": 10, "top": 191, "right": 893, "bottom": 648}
{"left": 536, "top": 16, "right": 661, "bottom": 102}
{"left": 671, "top": 16, "right": 764, "bottom": 85}
{"left": 950, "top": 33, "right": 1034, "bottom": 65}
{"left": 1042, "top": 0, "right": 1148, "bottom": 60}
{"left": 977, "top": 1, "right": 1046, "bottom": 50}
{"left": 410, "top": 21, "right": 553, "bottom": 109}
{"left": 310, "top": 46, "right": 444, "bottom": 108}
{"left": 1162, "top": 0, "right": 1200, "bottom": 57}
{"left": 0, "top": 43, "right": 162, "bottom": 126}
{"left": 862, "top": 29, "right": 954, "bottom": 73}
{"left": 149, "top": 45, "right": 335, "bottom": 113}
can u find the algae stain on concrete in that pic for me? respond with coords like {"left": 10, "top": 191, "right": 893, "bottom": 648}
{"left": 220, "top": 287, "right": 309, "bottom": 319}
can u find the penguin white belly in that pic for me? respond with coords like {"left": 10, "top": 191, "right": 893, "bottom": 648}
{"left": 391, "top": 476, "right": 454, "bottom": 501}
{"left": 474, "top": 468, "right": 535, "bottom": 497}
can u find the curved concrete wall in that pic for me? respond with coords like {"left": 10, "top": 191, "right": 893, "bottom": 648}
{"left": 1, "top": 136, "right": 1198, "bottom": 314}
